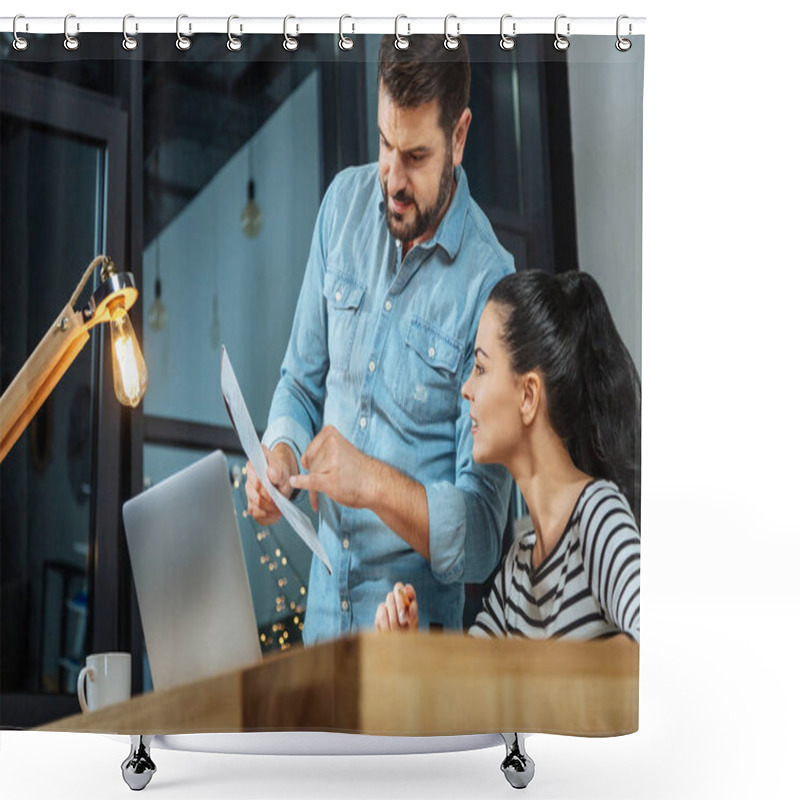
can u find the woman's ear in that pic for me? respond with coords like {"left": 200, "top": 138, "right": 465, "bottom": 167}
{"left": 519, "top": 372, "right": 542, "bottom": 427}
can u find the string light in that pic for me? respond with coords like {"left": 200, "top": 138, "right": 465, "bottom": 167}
{"left": 230, "top": 463, "right": 309, "bottom": 654}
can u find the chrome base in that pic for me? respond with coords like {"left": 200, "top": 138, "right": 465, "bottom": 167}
{"left": 148, "top": 731, "right": 503, "bottom": 756}
{"left": 500, "top": 733, "right": 535, "bottom": 789}
{"left": 121, "top": 735, "right": 156, "bottom": 791}
{"left": 116, "top": 732, "right": 530, "bottom": 789}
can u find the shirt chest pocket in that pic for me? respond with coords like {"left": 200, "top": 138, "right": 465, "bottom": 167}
{"left": 324, "top": 270, "right": 366, "bottom": 373}
{"left": 392, "top": 316, "right": 463, "bottom": 425}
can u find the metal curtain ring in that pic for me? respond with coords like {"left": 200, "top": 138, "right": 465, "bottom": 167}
{"left": 176, "top": 14, "right": 192, "bottom": 50}
{"left": 616, "top": 14, "right": 632, "bottom": 51}
{"left": 227, "top": 15, "right": 242, "bottom": 51}
{"left": 554, "top": 14, "right": 570, "bottom": 51}
{"left": 283, "top": 16, "right": 298, "bottom": 51}
{"left": 444, "top": 14, "right": 460, "bottom": 50}
{"left": 122, "top": 15, "right": 137, "bottom": 51}
{"left": 499, "top": 14, "right": 515, "bottom": 51}
{"left": 394, "top": 15, "right": 409, "bottom": 50}
{"left": 339, "top": 15, "right": 354, "bottom": 50}
{"left": 12, "top": 15, "right": 29, "bottom": 51}
{"left": 64, "top": 14, "right": 79, "bottom": 51}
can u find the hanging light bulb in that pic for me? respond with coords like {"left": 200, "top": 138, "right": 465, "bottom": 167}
{"left": 147, "top": 278, "right": 167, "bottom": 331}
{"left": 241, "top": 178, "right": 262, "bottom": 238}
{"left": 241, "top": 144, "right": 262, "bottom": 238}
{"left": 108, "top": 299, "right": 148, "bottom": 407}
{"left": 148, "top": 238, "right": 167, "bottom": 331}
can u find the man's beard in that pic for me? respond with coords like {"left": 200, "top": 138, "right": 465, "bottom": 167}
{"left": 382, "top": 148, "right": 454, "bottom": 243}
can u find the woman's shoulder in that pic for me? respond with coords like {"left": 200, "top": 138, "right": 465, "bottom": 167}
{"left": 575, "top": 480, "right": 640, "bottom": 540}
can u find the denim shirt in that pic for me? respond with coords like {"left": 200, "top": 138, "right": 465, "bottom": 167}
{"left": 264, "top": 163, "right": 514, "bottom": 645}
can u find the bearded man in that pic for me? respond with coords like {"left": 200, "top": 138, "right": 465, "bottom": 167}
{"left": 246, "top": 34, "right": 513, "bottom": 645}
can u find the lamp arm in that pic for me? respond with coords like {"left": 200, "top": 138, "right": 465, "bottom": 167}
{"left": 0, "top": 297, "right": 91, "bottom": 465}
{"left": 70, "top": 254, "right": 107, "bottom": 308}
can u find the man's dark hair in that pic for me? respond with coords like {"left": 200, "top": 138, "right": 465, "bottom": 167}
{"left": 378, "top": 34, "right": 471, "bottom": 138}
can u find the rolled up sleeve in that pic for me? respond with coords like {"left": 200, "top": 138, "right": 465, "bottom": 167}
{"left": 426, "top": 465, "right": 512, "bottom": 584}
{"left": 263, "top": 415, "right": 312, "bottom": 475}
{"left": 426, "top": 354, "right": 512, "bottom": 583}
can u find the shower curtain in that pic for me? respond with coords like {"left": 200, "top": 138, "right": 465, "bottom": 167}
{"left": 0, "top": 15, "right": 644, "bottom": 776}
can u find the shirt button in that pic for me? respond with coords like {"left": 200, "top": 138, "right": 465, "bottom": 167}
{"left": 368, "top": 361, "right": 376, "bottom": 373}
{"left": 428, "top": 347, "right": 435, "bottom": 358}
{"left": 335, "top": 290, "right": 342, "bottom": 302}
{"left": 341, "top": 599, "right": 349, "bottom": 611}
{"left": 359, "top": 417, "right": 367, "bottom": 429}
{"left": 343, "top": 538, "right": 350, "bottom": 549}
{"left": 384, "top": 300, "right": 392, "bottom": 311}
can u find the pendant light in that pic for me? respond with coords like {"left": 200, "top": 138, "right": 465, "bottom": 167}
{"left": 147, "top": 150, "right": 168, "bottom": 331}
{"left": 241, "top": 143, "right": 262, "bottom": 238}
{"left": 147, "top": 236, "right": 167, "bottom": 332}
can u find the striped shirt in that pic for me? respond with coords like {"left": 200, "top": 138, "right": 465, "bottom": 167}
{"left": 469, "top": 480, "right": 640, "bottom": 642}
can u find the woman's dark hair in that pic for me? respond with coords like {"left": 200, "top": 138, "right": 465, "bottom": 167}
{"left": 489, "top": 270, "right": 641, "bottom": 525}
{"left": 378, "top": 34, "right": 470, "bottom": 138}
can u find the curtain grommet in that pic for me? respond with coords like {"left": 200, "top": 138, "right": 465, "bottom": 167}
{"left": 283, "top": 15, "right": 299, "bottom": 51}
{"left": 122, "top": 14, "right": 138, "bottom": 51}
{"left": 339, "top": 15, "right": 355, "bottom": 51}
{"left": 554, "top": 15, "right": 570, "bottom": 51}
{"left": 227, "top": 15, "right": 242, "bottom": 52}
{"left": 444, "top": 14, "right": 460, "bottom": 51}
{"left": 616, "top": 15, "right": 632, "bottom": 52}
{"left": 394, "top": 15, "right": 410, "bottom": 50}
{"left": 499, "top": 14, "right": 516, "bottom": 51}
{"left": 64, "top": 14, "right": 80, "bottom": 51}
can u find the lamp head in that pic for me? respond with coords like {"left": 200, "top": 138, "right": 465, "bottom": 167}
{"left": 85, "top": 256, "right": 148, "bottom": 407}
{"left": 84, "top": 257, "right": 138, "bottom": 327}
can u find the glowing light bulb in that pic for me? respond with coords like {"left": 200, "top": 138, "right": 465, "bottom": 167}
{"left": 109, "top": 302, "right": 148, "bottom": 407}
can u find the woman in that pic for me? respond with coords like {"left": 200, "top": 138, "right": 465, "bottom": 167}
{"left": 376, "top": 270, "right": 641, "bottom": 641}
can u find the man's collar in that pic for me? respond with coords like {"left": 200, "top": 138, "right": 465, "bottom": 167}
{"left": 431, "top": 165, "right": 469, "bottom": 260}
{"left": 376, "top": 165, "right": 470, "bottom": 261}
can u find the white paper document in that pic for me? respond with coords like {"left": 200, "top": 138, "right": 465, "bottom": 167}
{"left": 220, "top": 346, "right": 332, "bottom": 575}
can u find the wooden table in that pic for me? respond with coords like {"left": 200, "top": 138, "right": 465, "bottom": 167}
{"left": 41, "top": 632, "right": 638, "bottom": 737}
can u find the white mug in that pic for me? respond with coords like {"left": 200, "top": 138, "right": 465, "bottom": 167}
{"left": 77, "top": 652, "right": 131, "bottom": 713}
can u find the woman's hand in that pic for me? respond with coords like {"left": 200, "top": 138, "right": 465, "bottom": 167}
{"left": 375, "top": 582, "right": 419, "bottom": 632}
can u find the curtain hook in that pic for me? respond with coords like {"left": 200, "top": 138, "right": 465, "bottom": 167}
{"left": 64, "top": 13, "right": 79, "bottom": 51}
{"left": 122, "top": 15, "right": 138, "bottom": 51}
{"left": 339, "top": 15, "right": 355, "bottom": 51}
{"left": 499, "top": 14, "right": 516, "bottom": 51}
{"left": 444, "top": 14, "right": 460, "bottom": 50}
{"left": 227, "top": 15, "right": 242, "bottom": 51}
{"left": 616, "top": 15, "right": 632, "bottom": 51}
{"left": 176, "top": 14, "right": 192, "bottom": 50}
{"left": 283, "top": 15, "right": 299, "bottom": 51}
{"left": 12, "top": 14, "right": 29, "bottom": 51}
{"left": 394, "top": 15, "right": 410, "bottom": 50}
{"left": 500, "top": 14, "right": 517, "bottom": 50}
{"left": 554, "top": 14, "right": 570, "bottom": 51}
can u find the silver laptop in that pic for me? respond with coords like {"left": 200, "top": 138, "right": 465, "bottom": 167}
{"left": 122, "top": 450, "right": 262, "bottom": 691}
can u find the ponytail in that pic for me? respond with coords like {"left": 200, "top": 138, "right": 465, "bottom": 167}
{"left": 488, "top": 270, "right": 641, "bottom": 525}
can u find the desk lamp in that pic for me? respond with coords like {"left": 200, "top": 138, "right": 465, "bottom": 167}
{"left": 0, "top": 255, "right": 147, "bottom": 463}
